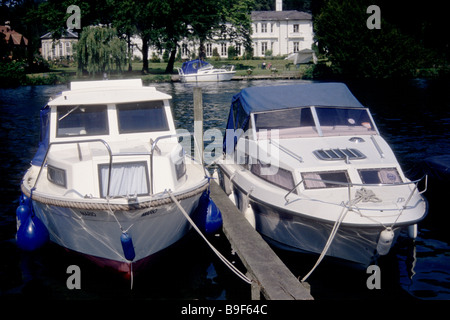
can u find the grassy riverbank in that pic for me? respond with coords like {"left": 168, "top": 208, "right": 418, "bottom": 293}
{"left": 19, "top": 58, "right": 313, "bottom": 86}
{"left": 6, "top": 57, "right": 449, "bottom": 87}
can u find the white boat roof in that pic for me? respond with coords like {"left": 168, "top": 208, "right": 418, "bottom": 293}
{"left": 48, "top": 79, "right": 172, "bottom": 106}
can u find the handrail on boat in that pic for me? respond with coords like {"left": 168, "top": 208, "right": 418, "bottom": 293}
{"left": 31, "top": 132, "right": 205, "bottom": 199}
{"left": 284, "top": 174, "right": 428, "bottom": 206}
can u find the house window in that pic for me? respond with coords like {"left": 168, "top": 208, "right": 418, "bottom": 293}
{"left": 236, "top": 44, "right": 241, "bottom": 56}
{"left": 293, "top": 24, "right": 299, "bottom": 33}
{"left": 221, "top": 43, "right": 227, "bottom": 56}
{"left": 261, "top": 23, "right": 267, "bottom": 33}
{"left": 270, "top": 23, "right": 274, "bottom": 33}
{"left": 66, "top": 42, "right": 71, "bottom": 56}
{"left": 181, "top": 43, "right": 189, "bottom": 56}
{"left": 294, "top": 42, "right": 300, "bottom": 53}
{"left": 261, "top": 42, "right": 268, "bottom": 56}
{"left": 206, "top": 43, "right": 212, "bottom": 57}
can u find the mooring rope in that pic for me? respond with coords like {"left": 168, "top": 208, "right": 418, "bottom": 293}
{"left": 166, "top": 189, "right": 252, "bottom": 285}
{"left": 301, "top": 187, "right": 381, "bottom": 282}
{"left": 21, "top": 183, "right": 208, "bottom": 211}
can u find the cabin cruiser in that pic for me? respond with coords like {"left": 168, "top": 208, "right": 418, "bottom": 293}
{"left": 217, "top": 83, "right": 428, "bottom": 268}
{"left": 177, "top": 59, "right": 235, "bottom": 82}
{"left": 17, "top": 79, "right": 209, "bottom": 276}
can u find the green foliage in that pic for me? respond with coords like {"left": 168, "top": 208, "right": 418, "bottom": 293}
{"left": 74, "top": 26, "right": 127, "bottom": 76}
{"left": 227, "top": 46, "right": 237, "bottom": 59}
{"left": 314, "top": 0, "right": 431, "bottom": 78}
{"left": 0, "top": 61, "right": 26, "bottom": 87}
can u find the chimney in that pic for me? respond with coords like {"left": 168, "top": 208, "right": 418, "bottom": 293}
{"left": 276, "top": 0, "right": 283, "bottom": 11}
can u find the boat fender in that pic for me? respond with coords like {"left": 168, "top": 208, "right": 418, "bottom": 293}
{"left": 408, "top": 224, "right": 418, "bottom": 239}
{"left": 244, "top": 205, "right": 256, "bottom": 229}
{"left": 376, "top": 227, "right": 394, "bottom": 256}
{"left": 120, "top": 232, "right": 136, "bottom": 261}
{"left": 16, "top": 193, "right": 31, "bottom": 230}
{"left": 16, "top": 214, "right": 49, "bottom": 251}
{"left": 16, "top": 204, "right": 31, "bottom": 231}
{"left": 194, "top": 191, "right": 223, "bottom": 234}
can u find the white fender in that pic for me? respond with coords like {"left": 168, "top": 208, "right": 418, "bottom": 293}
{"left": 408, "top": 224, "right": 418, "bottom": 239}
{"left": 244, "top": 205, "right": 256, "bottom": 229}
{"left": 376, "top": 227, "right": 394, "bottom": 255}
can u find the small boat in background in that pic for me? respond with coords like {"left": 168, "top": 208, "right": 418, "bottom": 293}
{"left": 177, "top": 59, "right": 235, "bottom": 82}
{"left": 17, "top": 79, "right": 210, "bottom": 277}
{"left": 218, "top": 83, "right": 428, "bottom": 269}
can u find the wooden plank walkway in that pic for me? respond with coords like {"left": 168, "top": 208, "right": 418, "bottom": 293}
{"left": 209, "top": 180, "right": 313, "bottom": 300}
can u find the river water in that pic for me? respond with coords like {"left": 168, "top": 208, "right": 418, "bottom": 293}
{"left": 0, "top": 78, "right": 449, "bottom": 300}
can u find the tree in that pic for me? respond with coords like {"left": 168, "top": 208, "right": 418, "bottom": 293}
{"left": 75, "top": 26, "right": 127, "bottom": 76}
{"left": 314, "top": 0, "right": 429, "bottom": 78}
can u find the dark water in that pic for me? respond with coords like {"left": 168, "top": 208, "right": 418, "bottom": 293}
{"left": 0, "top": 79, "right": 449, "bottom": 301}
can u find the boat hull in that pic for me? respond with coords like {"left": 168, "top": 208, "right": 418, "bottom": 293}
{"left": 219, "top": 165, "right": 424, "bottom": 266}
{"left": 31, "top": 194, "right": 202, "bottom": 274}
{"left": 243, "top": 195, "right": 401, "bottom": 266}
{"left": 180, "top": 71, "right": 235, "bottom": 82}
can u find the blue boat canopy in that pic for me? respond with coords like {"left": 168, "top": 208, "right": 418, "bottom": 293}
{"left": 180, "top": 59, "right": 211, "bottom": 75}
{"left": 224, "top": 83, "right": 366, "bottom": 153}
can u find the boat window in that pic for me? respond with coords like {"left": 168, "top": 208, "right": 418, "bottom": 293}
{"left": 47, "top": 165, "right": 67, "bottom": 188}
{"left": 301, "top": 171, "right": 350, "bottom": 189}
{"left": 315, "top": 107, "right": 375, "bottom": 136}
{"left": 57, "top": 104, "right": 108, "bottom": 137}
{"left": 313, "top": 148, "right": 366, "bottom": 161}
{"left": 117, "top": 101, "right": 169, "bottom": 134}
{"left": 254, "top": 107, "right": 318, "bottom": 138}
{"left": 358, "top": 168, "right": 402, "bottom": 184}
{"left": 251, "top": 161, "right": 296, "bottom": 191}
{"left": 98, "top": 162, "right": 149, "bottom": 198}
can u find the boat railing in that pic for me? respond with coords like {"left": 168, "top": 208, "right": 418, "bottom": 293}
{"left": 284, "top": 175, "right": 428, "bottom": 208}
{"left": 32, "top": 132, "right": 205, "bottom": 198}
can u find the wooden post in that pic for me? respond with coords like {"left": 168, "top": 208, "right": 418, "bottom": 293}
{"left": 193, "top": 87, "right": 203, "bottom": 163}
{"left": 209, "top": 180, "right": 313, "bottom": 300}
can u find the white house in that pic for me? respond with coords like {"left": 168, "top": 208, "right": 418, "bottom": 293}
{"left": 251, "top": 3, "right": 313, "bottom": 57}
{"left": 134, "top": 0, "right": 314, "bottom": 60}
{"left": 40, "top": 29, "right": 78, "bottom": 61}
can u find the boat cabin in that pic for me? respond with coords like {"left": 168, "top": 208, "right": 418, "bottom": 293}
{"left": 31, "top": 80, "right": 187, "bottom": 199}
{"left": 223, "top": 83, "right": 405, "bottom": 197}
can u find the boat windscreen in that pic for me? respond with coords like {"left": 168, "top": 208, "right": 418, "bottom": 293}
{"left": 57, "top": 104, "right": 109, "bottom": 137}
{"left": 315, "top": 107, "right": 375, "bottom": 136}
{"left": 117, "top": 101, "right": 169, "bottom": 133}
{"left": 254, "top": 107, "right": 318, "bottom": 138}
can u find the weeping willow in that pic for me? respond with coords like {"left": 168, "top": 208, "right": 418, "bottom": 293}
{"left": 75, "top": 26, "right": 128, "bottom": 76}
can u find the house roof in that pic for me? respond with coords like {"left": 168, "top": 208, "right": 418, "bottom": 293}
{"left": 41, "top": 29, "right": 79, "bottom": 40}
{"left": 0, "top": 25, "right": 28, "bottom": 45}
{"left": 251, "top": 10, "right": 312, "bottom": 21}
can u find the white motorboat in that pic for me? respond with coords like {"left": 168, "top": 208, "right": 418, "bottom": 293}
{"left": 217, "top": 83, "right": 428, "bottom": 268}
{"left": 17, "top": 79, "right": 209, "bottom": 277}
{"left": 177, "top": 59, "right": 235, "bottom": 82}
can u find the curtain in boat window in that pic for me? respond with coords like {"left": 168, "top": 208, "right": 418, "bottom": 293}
{"left": 99, "top": 162, "right": 149, "bottom": 198}
{"left": 251, "top": 162, "right": 295, "bottom": 191}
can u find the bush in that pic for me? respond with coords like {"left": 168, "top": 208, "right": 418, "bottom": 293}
{"left": 228, "top": 46, "right": 237, "bottom": 60}
{"left": 150, "top": 52, "right": 161, "bottom": 63}
{"left": 0, "top": 61, "right": 26, "bottom": 87}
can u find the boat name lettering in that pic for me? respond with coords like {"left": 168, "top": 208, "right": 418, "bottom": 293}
{"left": 142, "top": 209, "right": 157, "bottom": 217}
{"left": 80, "top": 211, "right": 96, "bottom": 217}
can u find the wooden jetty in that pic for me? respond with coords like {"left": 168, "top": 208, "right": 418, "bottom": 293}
{"left": 192, "top": 86, "right": 312, "bottom": 300}
{"left": 209, "top": 180, "right": 313, "bottom": 300}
